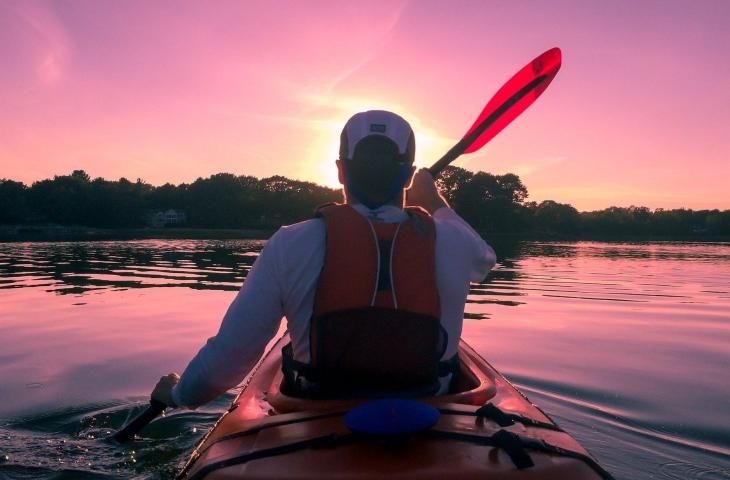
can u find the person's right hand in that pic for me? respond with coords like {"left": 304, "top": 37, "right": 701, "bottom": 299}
{"left": 151, "top": 373, "right": 180, "bottom": 407}
{"left": 406, "top": 168, "right": 449, "bottom": 214}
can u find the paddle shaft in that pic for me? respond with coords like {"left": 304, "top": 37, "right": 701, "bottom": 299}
{"left": 112, "top": 399, "right": 166, "bottom": 443}
{"left": 428, "top": 74, "right": 548, "bottom": 178}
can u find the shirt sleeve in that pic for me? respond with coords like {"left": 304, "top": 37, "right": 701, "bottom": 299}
{"left": 432, "top": 207, "right": 497, "bottom": 282}
{"left": 171, "top": 232, "right": 285, "bottom": 409}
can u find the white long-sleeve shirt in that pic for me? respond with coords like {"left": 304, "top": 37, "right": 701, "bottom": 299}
{"left": 171, "top": 205, "right": 496, "bottom": 408}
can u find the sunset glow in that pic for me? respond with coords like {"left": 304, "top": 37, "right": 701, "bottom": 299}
{"left": 1, "top": 0, "right": 728, "bottom": 210}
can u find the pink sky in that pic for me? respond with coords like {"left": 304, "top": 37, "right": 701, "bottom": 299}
{"left": 1, "top": 0, "right": 728, "bottom": 210}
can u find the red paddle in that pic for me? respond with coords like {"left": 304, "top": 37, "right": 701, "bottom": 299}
{"left": 428, "top": 47, "right": 562, "bottom": 177}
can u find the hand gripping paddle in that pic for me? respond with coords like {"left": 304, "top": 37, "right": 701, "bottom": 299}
{"left": 428, "top": 47, "right": 562, "bottom": 177}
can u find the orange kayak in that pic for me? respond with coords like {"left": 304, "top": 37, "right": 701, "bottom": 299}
{"left": 179, "top": 334, "right": 613, "bottom": 479}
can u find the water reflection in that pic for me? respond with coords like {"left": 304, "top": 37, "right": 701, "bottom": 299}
{"left": 467, "top": 240, "right": 729, "bottom": 312}
{"left": 0, "top": 240, "right": 264, "bottom": 294}
{"left": 0, "top": 239, "right": 729, "bottom": 479}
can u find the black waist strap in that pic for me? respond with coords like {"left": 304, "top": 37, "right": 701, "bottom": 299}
{"left": 281, "top": 342, "right": 460, "bottom": 398}
{"left": 282, "top": 343, "right": 319, "bottom": 384}
{"left": 437, "top": 352, "right": 460, "bottom": 377}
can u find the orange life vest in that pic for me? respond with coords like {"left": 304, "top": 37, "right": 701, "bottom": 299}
{"left": 282, "top": 204, "right": 456, "bottom": 398}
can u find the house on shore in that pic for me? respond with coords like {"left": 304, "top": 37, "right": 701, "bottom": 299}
{"left": 146, "top": 209, "right": 187, "bottom": 228}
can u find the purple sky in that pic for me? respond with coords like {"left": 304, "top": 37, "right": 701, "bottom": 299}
{"left": 1, "top": 0, "right": 729, "bottom": 210}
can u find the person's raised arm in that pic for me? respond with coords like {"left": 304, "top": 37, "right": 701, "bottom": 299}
{"left": 408, "top": 168, "right": 496, "bottom": 281}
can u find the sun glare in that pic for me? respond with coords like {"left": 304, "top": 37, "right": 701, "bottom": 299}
{"left": 319, "top": 141, "right": 342, "bottom": 188}
{"left": 304, "top": 97, "right": 457, "bottom": 187}
{"left": 308, "top": 120, "right": 346, "bottom": 188}
{"left": 413, "top": 128, "right": 455, "bottom": 169}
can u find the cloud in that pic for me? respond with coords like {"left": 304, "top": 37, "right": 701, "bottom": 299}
{"left": 319, "top": 1, "right": 409, "bottom": 95}
{"left": 12, "top": 2, "right": 71, "bottom": 86}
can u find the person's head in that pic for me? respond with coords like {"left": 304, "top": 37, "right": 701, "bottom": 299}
{"left": 336, "top": 110, "right": 416, "bottom": 208}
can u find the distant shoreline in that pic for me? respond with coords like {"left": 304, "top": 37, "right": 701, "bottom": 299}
{"left": 483, "top": 232, "right": 730, "bottom": 244}
{"left": 1, "top": 224, "right": 727, "bottom": 243}
{"left": 0, "top": 224, "right": 276, "bottom": 242}
{"left": 4, "top": 170, "right": 729, "bottom": 242}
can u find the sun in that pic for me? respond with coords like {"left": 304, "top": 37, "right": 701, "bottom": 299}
{"left": 319, "top": 157, "right": 342, "bottom": 189}
{"left": 301, "top": 97, "right": 457, "bottom": 188}
{"left": 310, "top": 122, "right": 346, "bottom": 189}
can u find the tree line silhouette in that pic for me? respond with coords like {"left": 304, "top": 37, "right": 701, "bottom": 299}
{"left": 1, "top": 167, "right": 728, "bottom": 237}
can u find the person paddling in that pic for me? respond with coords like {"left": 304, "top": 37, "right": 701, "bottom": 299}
{"left": 151, "top": 110, "right": 496, "bottom": 407}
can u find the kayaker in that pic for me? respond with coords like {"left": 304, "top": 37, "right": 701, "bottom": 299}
{"left": 151, "top": 110, "right": 496, "bottom": 407}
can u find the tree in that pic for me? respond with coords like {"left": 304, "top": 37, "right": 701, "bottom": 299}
{"left": 435, "top": 166, "right": 473, "bottom": 204}
{"left": 0, "top": 179, "right": 30, "bottom": 224}
{"left": 28, "top": 171, "right": 92, "bottom": 224}
{"left": 495, "top": 173, "right": 528, "bottom": 204}
{"left": 449, "top": 170, "right": 529, "bottom": 232}
{"left": 534, "top": 200, "right": 580, "bottom": 234}
{"left": 4, "top": 167, "right": 729, "bottom": 238}
{"left": 186, "top": 173, "right": 257, "bottom": 228}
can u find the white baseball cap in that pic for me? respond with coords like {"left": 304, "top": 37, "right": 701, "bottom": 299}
{"left": 339, "top": 110, "right": 415, "bottom": 164}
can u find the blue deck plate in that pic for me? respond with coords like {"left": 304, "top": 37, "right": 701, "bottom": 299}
{"left": 344, "top": 399, "right": 440, "bottom": 435}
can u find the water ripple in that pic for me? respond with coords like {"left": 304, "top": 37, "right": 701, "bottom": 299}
{"left": 0, "top": 240, "right": 263, "bottom": 295}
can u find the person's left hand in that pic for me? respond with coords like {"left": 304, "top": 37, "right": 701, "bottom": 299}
{"left": 151, "top": 373, "right": 180, "bottom": 407}
{"left": 406, "top": 168, "right": 449, "bottom": 214}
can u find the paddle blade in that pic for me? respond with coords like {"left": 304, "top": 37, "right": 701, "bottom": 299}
{"left": 462, "top": 47, "right": 562, "bottom": 154}
{"left": 111, "top": 400, "right": 166, "bottom": 443}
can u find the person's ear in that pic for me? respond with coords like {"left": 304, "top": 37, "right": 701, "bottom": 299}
{"left": 404, "top": 165, "right": 417, "bottom": 189}
{"left": 336, "top": 159, "right": 345, "bottom": 185}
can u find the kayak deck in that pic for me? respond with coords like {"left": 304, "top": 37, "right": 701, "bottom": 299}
{"left": 180, "top": 334, "right": 612, "bottom": 480}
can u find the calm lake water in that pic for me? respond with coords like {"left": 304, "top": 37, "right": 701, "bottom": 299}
{"left": 0, "top": 239, "right": 728, "bottom": 479}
